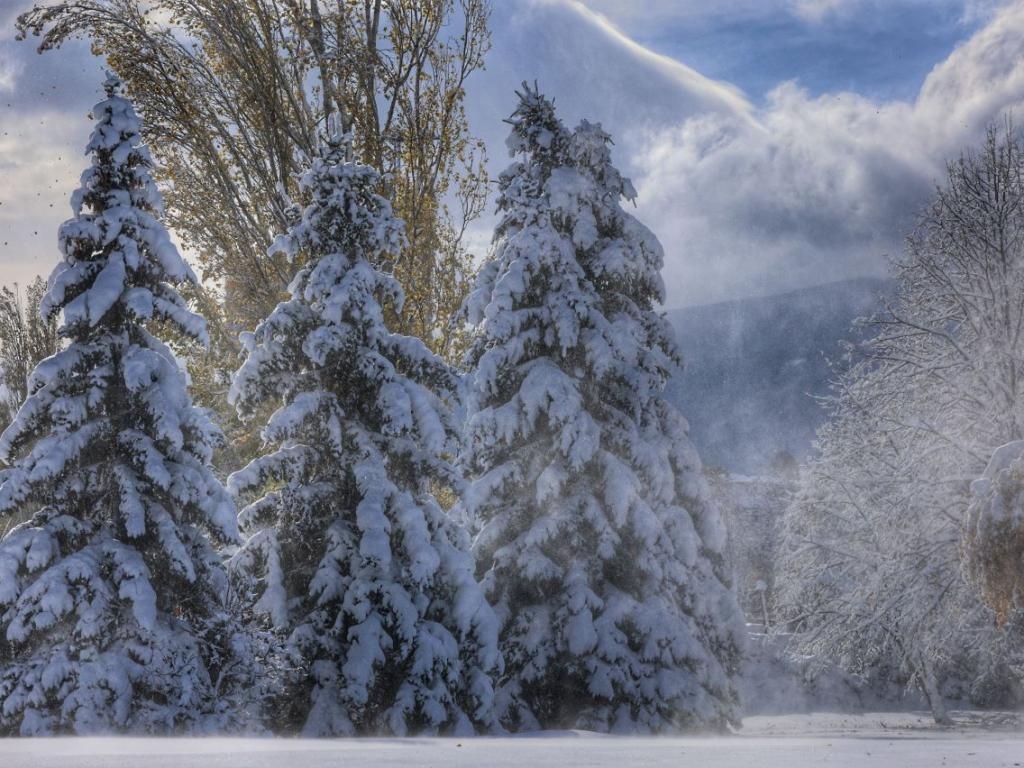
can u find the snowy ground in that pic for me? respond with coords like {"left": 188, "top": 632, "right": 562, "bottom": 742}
{"left": 1, "top": 711, "right": 1022, "bottom": 767}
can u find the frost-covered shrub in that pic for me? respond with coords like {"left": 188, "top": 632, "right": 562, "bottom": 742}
{"left": 778, "top": 125, "right": 1024, "bottom": 725}
{"left": 966, "top": 441, "right": 1024, "bottom": 626}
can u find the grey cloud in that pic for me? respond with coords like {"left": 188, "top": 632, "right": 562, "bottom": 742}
{"left": 579, "top": 0, "right": 1011, "bottom": 29}
{"left": 629, "top": 2, "right": 1024, "bottom": 306}
{"left": 466, "top": 0, "right": 754, "bottom": 146}
{"left": 0, "top": 1, "right": 107, "bottom": 288}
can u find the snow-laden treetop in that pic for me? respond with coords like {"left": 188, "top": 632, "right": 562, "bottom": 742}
{"left": 39, "top": 74, "right": 207, "bottom": 346}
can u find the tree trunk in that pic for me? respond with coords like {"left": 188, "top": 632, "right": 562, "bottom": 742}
{"left": 918, "top": 656, "right": 953, "bottom": 726}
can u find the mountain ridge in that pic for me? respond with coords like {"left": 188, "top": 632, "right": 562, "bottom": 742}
{"left": 665, "top": 276, "right": 895, "bottom": 473}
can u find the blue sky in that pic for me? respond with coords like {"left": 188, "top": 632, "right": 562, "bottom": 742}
{"left": 634, "top": 3, "right": 980, "bottom": 102}
{"left": 2, "top": 0, "right": 1023, "bottom": 306}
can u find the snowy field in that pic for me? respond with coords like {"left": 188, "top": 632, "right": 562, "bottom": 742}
{"left": 1, "top": 712, "right": 1022, "bottom": 768}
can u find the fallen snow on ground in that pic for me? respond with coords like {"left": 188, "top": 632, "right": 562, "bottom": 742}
{"left": 743, "top": 709, "right": 1024, "bottom": 737}
{"left": 1, "top": 711, "right": 1022, "bottom": 767}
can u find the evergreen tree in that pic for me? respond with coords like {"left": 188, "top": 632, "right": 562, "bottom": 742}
{"left": 460, "top": 85, "right": 743, "bottom": 733}
{"left": 227, "top": 128, "right": 499, "bottom": 737}
{"left": 0, "top": 76, "right": 250, "bottom": 735}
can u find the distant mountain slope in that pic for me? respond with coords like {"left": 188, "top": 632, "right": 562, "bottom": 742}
{"left": 665, "top": 277, "right": 894, "bottom": 473}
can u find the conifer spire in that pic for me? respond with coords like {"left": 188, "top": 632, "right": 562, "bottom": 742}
{"left": 228, "top": 134, "right": 499, "bottom": 736}
{"left": 461, "top": 85, "right": 743, "bottom": 733}
{"left": 0, "top": 76, "right": 250, "bottom": 735}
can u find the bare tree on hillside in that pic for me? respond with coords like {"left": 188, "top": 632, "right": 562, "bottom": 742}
{"left": 18, "top": 0, "right": 491, "bottom": 360}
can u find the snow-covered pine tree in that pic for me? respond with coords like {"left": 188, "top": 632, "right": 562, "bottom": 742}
{"left": 0, "top": 75, "right": 251, "bottom": 735}
{"left": 227, "top": 126, "right": 499, "bottom": 737}
{"left": 460, "top": 85, "right": 744, "bottom": 733}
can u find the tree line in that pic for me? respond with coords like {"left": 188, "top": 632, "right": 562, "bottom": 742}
{"left": 0, "top": 66, "right": 742, "bottom": 735}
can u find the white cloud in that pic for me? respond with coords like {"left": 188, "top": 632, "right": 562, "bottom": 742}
{"left": 788, "top": 0, "right": 847, "bottom": 22}
{"left": 579, "top": 0, "right": 1014, "bottom": 30}
{"left": 467, "top": 0, "right": 755, "bottom": 144}
{"left": 630, "top": 1, "right": 1024, "bottom": 306}
{"left": 786, "top": 0, "right": 1014, "bottom": 24}
{"left": 0, "top": 2, "right": 107, "bottom": 289}
{"left": 958, "top": 0, "right": 1012, "bottom": 23}
{"left": 465, "top": 0, "right": 1024, "bottom": 306}
{"left": 576, "top": 0, "right": 770, "bottom": 27}
{"left": 558, "top": 1, "right": 753, "bottom": 120}
{"left": 0, "top": 50, "right": 22, "bottom": 93}
{"left": 0, "top": 108, "right": 83, "bottom": 288}
{"left": 578, "top": 0, "right": 846, "bottom": 22}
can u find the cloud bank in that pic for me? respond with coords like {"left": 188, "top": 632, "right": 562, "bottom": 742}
{"left": 0, "top": 1, "right": 101, "bottom": 291}
{"left": 632, "top": 0, "right": 1024, "bottom": 305}
{"left": 580, "top": 0, "right": 1006, "bottom": 30}
{"left": 468, "top": 0, "right": 1024, "bottom": 306}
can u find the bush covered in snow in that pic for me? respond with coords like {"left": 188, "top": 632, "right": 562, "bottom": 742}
{"left": 966, "top": 442, "right": 1024, "bottom": 627}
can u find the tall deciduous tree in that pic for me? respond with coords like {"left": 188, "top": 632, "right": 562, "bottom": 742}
{"left": 0, "top": 77, "right": 251, "bottom": 735}
{"left": 18, "top": 0, "right": 491, "bottom": 360}
{"left": 460, "top": 86, "right": 743, "bottom": 733}
{"left": 227, "top": 129, "right": 498, "bottom": 736}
